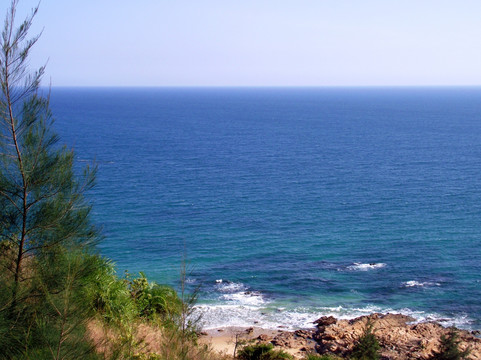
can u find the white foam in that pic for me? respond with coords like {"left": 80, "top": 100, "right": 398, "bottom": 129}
{"left": 221, "top": 291, "right": 265, "bottom": 306}
{"left": 195, "top": 304, "right": 322, "bottom": 330}
{"left": 194, "top": 303, "right": 476, "bottom": 332}
{"left": 215, "top": 281, "right": 246, "bottom": 293}
{"left": 402, "top": 310, "right": 473, "bottom": 329}
{"left": 211, "top": 280, "right": 265, "bottom": 306}
{"left": 430, "top": 314, "right": 473, "bottom": 329}
{"left": 346, "top": 262, "right": 386, "bottom": 271}
{"left": 402, "top": 280, "right": 441, "bottom": 288}
{"left": 196, "top": 304, "right": 270, "bottom": 329}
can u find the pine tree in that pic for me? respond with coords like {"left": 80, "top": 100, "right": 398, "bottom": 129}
{"left": 0, "top": 0, "right": 97, "bottom": 313}
{"left": 0, "top": 1, "right": 99, "bottom": 357}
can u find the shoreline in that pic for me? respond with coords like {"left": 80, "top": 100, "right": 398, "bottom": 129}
{"left": 196, "top": 279, "right": 479, "bottom": 334}
{"left": 195, "top": 302, "right": 478, "bottom": 333}
{"left": 199, "top": 313, "right": 481, "bottom": 359}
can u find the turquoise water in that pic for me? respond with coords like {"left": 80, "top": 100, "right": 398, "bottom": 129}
{"left": 50, "top": 87, "right": 481, "bottom": 330}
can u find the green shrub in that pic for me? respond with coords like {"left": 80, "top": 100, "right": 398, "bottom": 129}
{"left": 89, "top": 258, "right": 137, "bottom": 324}
{"left": 238, "top": 343, "right": 293, "bottom": 360}
{"left": 89, "top": 264, "right": 183, "bottom": 324}
{"left": 429, "top": 328, "right": 471, "bottom": 360}
{"left": 305, "top": 353, "right": 342, "bottom": 360}
{"left": 350, "top": 320, "right": 381, "bottom": 360}
{"left": 128, "top": 272, "right": 182, "bottom": 320}
{"left": 150, "top": 285, "right": 182, "bottom": 315}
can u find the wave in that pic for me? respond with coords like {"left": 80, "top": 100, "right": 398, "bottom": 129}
{"left": 221, "top": 291, "right": 265, "bottom": 306}
{"left": 214, "top": 280, "right": 247, "bottom": 293}
{"left": 195, "top": 304, "right": 315, "bottom": 330}
{"left": 194, "top": 303, "right": 474, "bottom": 331}
{"left": 210, "top": 280, "right": 266, "bottom": 306}
{"left": 346, "top": 262, "right": 386, "bottom": 271}
{"left": 402, "top": 280, "right": 441, "bottom": 288}
{"left": 197, "top": 276, "right": 474, "bottom": 331}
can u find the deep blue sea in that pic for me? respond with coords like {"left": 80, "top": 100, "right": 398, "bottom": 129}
{"left": 50, "top": 87, "right": 481, "bottom": 331}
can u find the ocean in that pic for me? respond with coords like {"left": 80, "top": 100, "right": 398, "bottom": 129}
{"left": 50, "top": 87, "right": 481, "bottom": 331}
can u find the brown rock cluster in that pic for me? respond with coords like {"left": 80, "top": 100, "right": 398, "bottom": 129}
{"left": 202, "top": 315, "right": 481, "bottom": 359}
{"left": 254, "top": 329, "right": 317, "bottom": 357}
{"left": 312, "top": 313, "right": 481, "bottom": 359}
{"left": 214, "top": 314, "right": 481, "bottom": 359}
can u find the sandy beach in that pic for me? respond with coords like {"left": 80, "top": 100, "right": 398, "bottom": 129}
{"left": 199, "top": 326, "right": 315, "bottom": 358}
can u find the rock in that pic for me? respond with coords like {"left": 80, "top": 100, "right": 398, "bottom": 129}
{"left": 321, "top": 334, "right": 336, "bottom": 341}
{"left": 294, "top": 329, "right": 313, "bottom": 339}
{"left": 245, "top": 327, "right": 254, "bottom": 334}
{"left": 319, "top": 341, "right": 338, "bottom": 353}
{"left": 257, "top": 334, "right": 271, "bottom": 342}
{"left": 272, "top": 332, "right": 295, "bottom": 347}
{"left": 271, "top": 331, "right": 307, "bottom": 349}
{"left": 314, "top": 316, "right": 337, "bottom": 327}
{"left": 310, "top": 313, "right": 481, "bottom": 360}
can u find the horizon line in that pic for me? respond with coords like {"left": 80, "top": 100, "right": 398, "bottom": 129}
{"left": 44, "top": 84, "right": 481, "bottom": 89}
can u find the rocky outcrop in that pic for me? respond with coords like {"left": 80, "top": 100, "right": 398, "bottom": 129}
{"left": 313, "top": 313, "right": 481, "bottom": 359}
{"left": 270, "top": 329, "right": 316, "bottom": 357}
{"left": 201, "top": 315, "right": 481, "bottom": 359}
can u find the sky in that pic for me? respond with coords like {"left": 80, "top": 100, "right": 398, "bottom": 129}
{"left": 9, "top": 0, "right": 481, "bottom": 87}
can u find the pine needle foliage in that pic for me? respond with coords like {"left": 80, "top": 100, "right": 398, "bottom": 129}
{"left": 350, "top": 319, "right": 381, "bottom": 360}
{"left": 0, "top": 3, "right": 220, "bottom": 360}
{"left": 305, "top": 354, "right": 342, "bottom": 360}
{"left": 0, "top": 0, "right": 98, "bottom": 316}
{"left": 0, "top": 1, "right": 100, "bottom": 358}
{"left": 429, "top": 328, "right": 471, "bottom": 360}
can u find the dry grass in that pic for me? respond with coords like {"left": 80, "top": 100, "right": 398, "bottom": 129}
{"left": 87, "top": 318, "right": 229, "bottom": 360}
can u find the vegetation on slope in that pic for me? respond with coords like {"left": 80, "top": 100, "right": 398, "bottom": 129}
{"left": 0, "top": 2, "right": 219, "bottom": 359}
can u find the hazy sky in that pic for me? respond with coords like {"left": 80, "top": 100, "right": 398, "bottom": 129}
{"left": 10, "top": 0, "right": 481, "bottom": 86}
